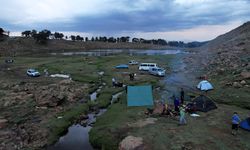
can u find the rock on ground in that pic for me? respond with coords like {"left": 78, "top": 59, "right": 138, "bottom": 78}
{"left": 119, "top": 136, "right": 144, "bottom": 150}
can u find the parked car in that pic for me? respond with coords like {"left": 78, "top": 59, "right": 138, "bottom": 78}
{"left": 149, "top": 67, "right": 165, "bottom": 77}
{"left": 128, "top": 60, "right": 138, "bottom": 65}
{"left": 138, "top": 63, "right": 157, "bottom": 71}
{"left": 27, "top": 69, "right": 40, "bottom": 77}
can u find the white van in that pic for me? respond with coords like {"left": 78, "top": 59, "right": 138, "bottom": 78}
{"left": 138, "top": 63, "right": 157, "bottom": 71}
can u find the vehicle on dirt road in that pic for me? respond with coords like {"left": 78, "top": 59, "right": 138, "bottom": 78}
{"left": 138, "top": 63, "right": 157, "bottom": 71}
{"left": 27, "top": 69, "right": 40, "bottom": 77}
{"left": 149, "top": 67, "right": 165, "bottom": 77}
{"left": 128, "top": 60, "right": 138, "bottom": 65}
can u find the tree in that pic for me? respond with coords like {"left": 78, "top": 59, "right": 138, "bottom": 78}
{"left": 0, "top": 28, "right": 4, "bottom": 35}
{"left": 132, "top": 38, "right": 139, "bottom": 43}
{"left": 85, "top": 37, "right": 88, "bottom": 42}
{"left": 95, "top": 37, "right": 99, "bottom": 41}
{"left": 91, "top": 37, "right": 94, "bottom": 41}
{"left": 21, "top": 30, "right": 31, "bottom": 37}
{"left": 31, "top": 30, "right": 37, "bottom": 38}
{"left": 76, "top": 35, "right": 83, "bottom": 41}
{"left": 33, "top": 29, "right": 51, "bottom": 44}
{"left": 0, "top": 28, "right": 6, "bottom": 41}
{"left": 108, "top": 37, "right": 116, "bottom": 43}
{"left": 54, "top": 32, "right": 64, "bottom": 39}
{"left": 157, "top": 39, "right": 167, "bottom": 45}
{"left": 71, "top": 35, "right": 76, "bottom": 41}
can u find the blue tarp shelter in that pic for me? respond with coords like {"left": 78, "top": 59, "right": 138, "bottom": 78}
{"left": 127, "top": 85, "right": 153, "bottom": 106}
{"left": 240, "top": 118, "right": 250, "bottom": 131}
{"left": 115, "top": 64, "right": 129, "bottom": 69}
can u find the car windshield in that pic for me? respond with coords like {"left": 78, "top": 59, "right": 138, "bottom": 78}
{"left": 157, "top": 68, "right": 164, "bottom": 71}
{"left": 29, "top": 69, "right": 36, "bottom": 72}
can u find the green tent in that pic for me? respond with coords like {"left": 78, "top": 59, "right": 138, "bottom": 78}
{"left": 127, "top": 85, "right": 153, "bottom": 106}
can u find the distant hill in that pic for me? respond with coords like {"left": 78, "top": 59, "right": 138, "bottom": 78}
{"left": 203, "top": 21, "right": 250, "bottom": 52}
{"left": 0, "top": 37, "right": 178, "bottom": 56}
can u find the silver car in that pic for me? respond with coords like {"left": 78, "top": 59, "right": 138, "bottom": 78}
{"left": 27, "top": 69, "right": 40, "bottom": 77}
{"left": 149, "top": 67, "right": 165, "bottom": 77}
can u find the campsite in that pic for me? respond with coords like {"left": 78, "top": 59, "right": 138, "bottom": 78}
{"left": 0, "top": 1, "right": 250, "bottom": 149}
{"left": 0, "top": 47, "right": 249, "bottom": 150}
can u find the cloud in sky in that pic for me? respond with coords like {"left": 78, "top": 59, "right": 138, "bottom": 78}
{"left": 1, "top": 0, "right": 250, "bottom": 41}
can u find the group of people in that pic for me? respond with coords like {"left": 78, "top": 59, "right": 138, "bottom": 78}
{"left": 156, "top": 88, "right": 199, "bottom": 126}
{"left": 112, "top": 77, "right": 123, "bottom": 87}
{"left": 112, "top": 73, "right": 135, "bottom": 87}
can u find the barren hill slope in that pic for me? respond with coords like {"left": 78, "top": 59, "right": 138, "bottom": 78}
{"left": 204, "top": 21, "right": 250, "bottom": 52}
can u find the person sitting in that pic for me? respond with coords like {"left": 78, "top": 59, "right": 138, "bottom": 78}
{"left": 129, "top": 73, "right": 135, "bottom": 81}
{"left": 145, "top": 108, "right": 154, "bottom": 115}
{"left": 164, "top": 103, "right": 174, "bottom": 117}
{"left": 186, "top": 102, "right": 197, "bottom": 114}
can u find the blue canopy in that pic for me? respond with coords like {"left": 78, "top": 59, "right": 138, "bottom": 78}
{"left": 115, "top": 64, "right": 129, "bottom": 69}
{"left": 127, "top": 85, "right": 153, "bottom": 106}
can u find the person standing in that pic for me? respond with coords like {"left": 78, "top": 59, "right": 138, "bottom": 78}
{"left": 232, "top": 112, "right": 241, "bottom": 135}
{"left": 129, "top": 73, "right": 134, "bottom": 81}
{"left": 179, "top": 106, "right": 187, "bottom": 125}
{"left": 112, "top": 77, "right": 116, "bottom": 87}
{"left": 174, "top": 97, "right": 180, "bottom": 112}
{"left": 180, "top": 88, "right": 184, "bottom": 104}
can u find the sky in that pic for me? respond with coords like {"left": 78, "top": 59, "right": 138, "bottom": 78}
{"left": 0, "top": 0, "right": 250, "bottom": 42}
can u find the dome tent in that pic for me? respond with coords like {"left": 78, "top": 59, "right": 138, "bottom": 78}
{"left": 240, "top": 117, "right": 250, "bottom": 131}
{"left": 197, "top": 80, "right": 213, "bottom": 91}
{"left": 192, "top": 95, "right": 217, "bottom": 112}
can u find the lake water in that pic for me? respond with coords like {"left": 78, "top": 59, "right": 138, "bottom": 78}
{"left": 51, "top": 49, "right": 183, "bottom": 56}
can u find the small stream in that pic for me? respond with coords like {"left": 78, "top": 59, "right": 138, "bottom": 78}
{"left": 48, "top": 91, "right": 123, "bottom": 150}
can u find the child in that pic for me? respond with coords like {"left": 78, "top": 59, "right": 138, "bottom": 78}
{"left": 179, "top": 106, "right": 187, "bottom": 125}
{"left": 232, "top": 112, "right": 241, "bottom": 135}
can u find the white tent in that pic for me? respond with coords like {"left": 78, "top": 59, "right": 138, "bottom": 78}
{"left": 197, "top": 80, "right": 213, "bottom": 91}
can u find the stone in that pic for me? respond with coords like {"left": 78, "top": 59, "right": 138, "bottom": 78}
{"left": 0, "top": 119, "right": 8, "bottom": 129}
{"left": 240, "top": 80, "right": 246, "bottom": 85}
{"left": 119, "top": 136, "right": 144, "bottom": 150}
{"left": 233, "top": 82, "right": 242, "bottom": 88}
{"left": 240, "top": 71, "right": 250, "bottom": 79}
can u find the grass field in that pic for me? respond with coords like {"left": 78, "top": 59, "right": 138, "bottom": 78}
{"left": 1, "top": 53, "right": 249, "bottom": 150}
{"left": 0, "top": 54, "right": 174, "bottom": 149}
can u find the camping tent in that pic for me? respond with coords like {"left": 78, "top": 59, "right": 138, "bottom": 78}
{"left": 197, "top": 80, "right": 213, "bottom": 91}
{"left": 192, "top": 95, "right": 217, "bottom": 112}
{"left": 240, "top": 117, "right": 250, "bottom": 131}
{"left": 127, "top": 85, "right": 153, "bottom": 106}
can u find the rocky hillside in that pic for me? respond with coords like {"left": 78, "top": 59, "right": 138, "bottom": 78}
{"left": 197, "top": 21, "right": 250, "bottom": 108}
{"left": 202, "top": 21, "right": 250, "bottom": 76}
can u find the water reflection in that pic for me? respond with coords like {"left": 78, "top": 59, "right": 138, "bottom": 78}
{"left": 51, "top": 49, "right": 183, "bottom": 56}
